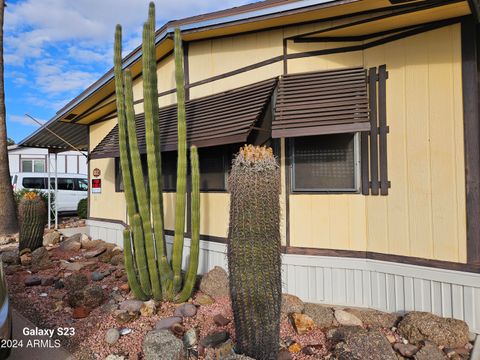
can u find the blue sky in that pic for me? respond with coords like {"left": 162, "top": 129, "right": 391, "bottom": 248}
{"left": 4, "top": 0, "right": 253, "bottom": 143}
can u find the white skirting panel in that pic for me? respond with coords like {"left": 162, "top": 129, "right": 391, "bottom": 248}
{"left": 87, "top": 220, "right": 480, "bottom": 334}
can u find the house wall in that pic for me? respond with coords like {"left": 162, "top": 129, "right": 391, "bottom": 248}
{"left": 88, "top": 23, "right": 467, "bottom": 263}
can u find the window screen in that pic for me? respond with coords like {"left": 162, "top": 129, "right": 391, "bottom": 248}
{"left": 292, "top": 133, "right": 357, "bottom": 191}
{"left": 22, "top": 177, "right": 46, "bottom": 189}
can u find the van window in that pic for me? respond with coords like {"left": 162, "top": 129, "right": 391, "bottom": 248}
{"left": 75, "top": 179, "right": 88, "bottom": 191}
{"left": 57, "top": 178, "right": 75, "bottom": 191}
{"left": 22, "top": 177, "right": 46, "bottom": 189}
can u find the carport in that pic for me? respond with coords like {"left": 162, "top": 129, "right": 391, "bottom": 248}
{"left": 16, "top": 115, "right": 89, "bottom": 229}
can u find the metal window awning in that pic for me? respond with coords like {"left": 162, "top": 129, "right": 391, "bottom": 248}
{"left": 90, "top": 78, "right": 277, "bottom": 159}
{"left": 272, "top": 67, "right": 370, "bottom": 138}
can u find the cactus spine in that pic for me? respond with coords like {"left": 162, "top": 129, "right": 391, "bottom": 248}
{"left": 227, "top": 145, "right": 282, "bottom": 360}
{"left": 115, "top": 2, "right": 200, "bottom": 302}
{"left": 18, "top": 192, "right": 47, "bottom": 252}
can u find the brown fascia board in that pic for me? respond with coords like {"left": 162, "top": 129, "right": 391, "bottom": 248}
{"left": 57, "top": 0, "right": 359, "bottom": 118}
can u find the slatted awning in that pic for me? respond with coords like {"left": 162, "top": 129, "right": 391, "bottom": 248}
{"left": 90, "top": 78, "right": 277, "bottom": 159}
{"left": 272, "top": 67, "right": 370, "bottom": 138}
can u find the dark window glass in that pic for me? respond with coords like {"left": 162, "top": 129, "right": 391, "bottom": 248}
{"left": 56, "top": 178, "right": 75, "bottom": 191}
{"left": 198, "top": 147, "right": 227, "bottom": 191}
{"left": 22, "top": 160, "right": 33, "bottom": 172}
{"left": 162, "top": 152, "right": 177, "bottom": 191}
{"left": 22, "top": 177, "right": 46, "bottom": 189}
{"left": 75, "top": 179, "right": 88, "bottom": 191}
{"left": 292, "top": 133, "right": 356, "bottom": 191}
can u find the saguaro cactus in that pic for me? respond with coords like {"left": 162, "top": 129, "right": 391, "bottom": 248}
{"left": 227, "top": 145, "right": 282, "bottom": 360}
{"left": 18, "top": 192, "right": 47, "bottom": 252}
{"left": 115, "top": 2, "right": 200, "bottom": 302}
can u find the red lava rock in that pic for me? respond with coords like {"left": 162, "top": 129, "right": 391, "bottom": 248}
{"left": 72, "top": 306, "right": 90, "bottom": 319}
{"left": 213, "top": 314, "right": 231, "bottom": 327}
{"left": 119, "top": 283, "right": 130, "bottom": 292}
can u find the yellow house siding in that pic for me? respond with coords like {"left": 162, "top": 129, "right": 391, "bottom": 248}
{"left": 199, "top": 193, "right": 229, "bottom": 238}
{"left": 287, "top": 24, "right": 467, "bottom": 263}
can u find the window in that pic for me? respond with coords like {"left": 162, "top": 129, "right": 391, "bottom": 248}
{"left": 22, "top": 177, "right": 46, "bottom": 189}
{"left": 56, "top": 178, "right": 75, "bottom": 191}
{"left": 75, "top": 179, "right": 88, "bottom": 191}
{"left": 21, "top": 159, "right": 45, "bottom": 173}
{"left": 291, "top": 133, "right": 359, "bottom": 192}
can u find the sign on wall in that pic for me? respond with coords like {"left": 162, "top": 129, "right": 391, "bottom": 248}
{"left": 91, "top": 179, "right": 102, "bottom": 194}
{"left": 93, "top": 168, "right": 101, "bottom": 177}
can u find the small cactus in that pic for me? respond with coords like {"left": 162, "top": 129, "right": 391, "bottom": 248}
{"left": 227, "top": 145, "right": 282, "bottom": 359}
{"left": 18, "top": 192, "right": 47, "bottom": 252}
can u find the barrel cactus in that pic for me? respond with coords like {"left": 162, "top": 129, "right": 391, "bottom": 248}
{"left": 18, "top": 192, "right": 47, "bottom": 252}
{"left": 227, "top": 145, "right": 282, "bottom": 359}
{"left": 115, "top": 2, "right": 200, "bottom": 302}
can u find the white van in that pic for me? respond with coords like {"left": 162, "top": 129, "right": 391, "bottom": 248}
{"left": 11, "top": 173, "right": 88, "bottom": 213}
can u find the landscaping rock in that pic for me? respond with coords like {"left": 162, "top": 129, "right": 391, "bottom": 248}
{"left": 2, "top": 250, "right": 19, "bottom": 265}
{"left": 196, "top": 294, "right": 215, "bottom": 306}
{"left": 214, "top": 339, "right": 234, "bottom": 358}
{"left": 199, "top": 266, "right": 229, "bottom": 298}
{"left": 72, "top": 306, "right": 90, "bottom": 319}
{"left": 201, "top": 331, "right": 229, "bottom": 348}
{"left": 5, "top": 265, "right": 20, "bottom": 275}
{"left": 334, "top": 329, "right": 397, "bottom": 360}
{"left": 110, "top": 254, "right": 124, "bottom": 266}
{"left": 91, "top": 271, "right": 104, "bottom": 281}
{"left": 394, "top": 343, "right": 419, "bottom": 357}
{"left": 60, "top": 237, "right": 81, "bottom": 252}
{"left": 213, "top": 314, "right": 230, "bottom": 327}
{"left": 60, "top": 260, "right": 95, "bottom": 272}
{"left": 140, "top": 300, "right": 156, "bottom": 317}
{"left": 143, "top": 329, "right": 186, "bottom": 360}
{"left": 174, "top": 303, "right": 197, "bottom": 317}
{"left": 277, "top": 350, "right": 293, "bottom": 360}
{"left": 398, "top": 312, "right": 470, "bottom": 348}
{"left": 170, "top": 323, "right": 185, "bottom": 336}
{"left": 41, "top": 276, "right": 55, "bottom": 286}
{"left": 31, "top": 247, "right": 52, "bottom": 271}
{"left": 281, "top": 294, "right": 304, "bottom": 318}
{"left": 83, "top": 284, "right": 105, "bottom": 308}
{"left": 335, "top": 309, "right": 363, "bottom": 326}
{"left": 414, "top": 341, "right": 447, "bottom": 360}
{"left": 113, "top": 310, "right": 138, "bottom": 324}
{"left": 105, "top": 355, "right": 124, "bottom": 360}
{"left": 43, "top": 231, "right": 60, "bottom": 246}
{"left": 64, "top": 272, "right": 88, "bottom": 292}
{"left": 24, "top": 276, "right": 41, "bottom": 286}
{"left": 119, "top": 300, "right": 143, "bottom": 313}
{"left": 326, "top": 326, "right": 367, "bottom": 342}
{"left": 291, "top": 313, "right": 316, "bottom": 335}
{"left": 54, "top": 279, "right": 64, "bottom": 289}
{"left": 155, "top": 316, "right": 182, "bottom": 330}
{"left": 20, "top": 253, "right": 31, "bottom": 266}
{"left": 84, "top": 248, "right": 106, "bottom": 259}
{"left": 345, "top": 308, "right": 400, "bottom": 329}
{"left": 105, "top": 328, "right": 120, "bottom": 345}
{"left": 303, "top": 303, "right": 336, "bottom": 328}
{"left": 223, "top": 355, "right": 255, "bottom": 360}
{"left": 183, "top": 328, "right": 198, "bottom": 348}
{"left": 0, "top": 234, "right": 17, "bottom": 245}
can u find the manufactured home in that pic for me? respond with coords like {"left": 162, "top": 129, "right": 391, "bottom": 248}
{"left": 19, "top": 0, "right": 480, "bottom": 333}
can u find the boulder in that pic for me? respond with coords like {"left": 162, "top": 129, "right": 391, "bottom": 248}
{"left": 199, "top": 266, "right": 229, "bottom": 298}
{"left": 110, "top": 254, "right": 124, "bottom": 266}
{"left": 41, "top": 276, "right": 55, "bottom": 286}
{"left": 0, "top": 234, "right": 17, "bottom": 245}
{"left": 345, "top": 308, "right": 400, "bottom": 329}
{"left": 20, "top": 253, "right": 31, "bottom": 266}
{"left": 195, "top": 294, "right": 215, "bottom": 306}
{"left": 82, "top": 239, "right": 107, "bottom": 250}
{"left": 281, "top": 294, "right": 304, "bottom": 318}
{"left": 414, "top": 341, "right": 447, "bottom": 360}
{"left": 304, "top": 303, "right": 336, "bottom": 328}
{"left": 398, "top": 312, "right": 470, "bottom": 348}
{"left": 60, "top": 238, "right": 81, "bottom": 252}
{"left": 200, "top": 331, "right": 229, "bottom": 348}
{"left": 291, "top": 313, "right": 316, "bottom": 335}
{"left": 183, "top": 328, "right": 198, "bottom": 348}
{"left": 91, "top": 272, "right": 104, "bottom": 281}
{"left": 31, "top": 247, "right": 52, "bottom": 271}
{"left": 43, "top": 231, "right": 60, "bottom": 246}
{"left": 82, "top": 284, "right": 105, "bottom": 308}
{"left": 119, "top": 300, "right": 144, "bottom": 313}
{"left": 113, "top": 309, "right": 138, "bottom": 324}
{"left": 326, "top": 326, "right": 366, "bottom": 342}
{"left": 334, "top": 329, "right": 397, "bottom": 360}
{"left": 213, "top": 314, "right": 230, "bottom": 327}
{"left": 335, "top": 309, "right": 363, "bottom": 326}
{"left": 393, "top": 343, "right": 419, "bottom": 358}
{"left": 143, "top": 330, "right": 186, "bottom": 360}
{"left": 1, "top": 250, "right": 19, "bottom": 265}
{"left": 140, "top": 300, "right": 156, "bottom": 317}
{"left": 84, "top": 248, "right": 106, "bottom": 259}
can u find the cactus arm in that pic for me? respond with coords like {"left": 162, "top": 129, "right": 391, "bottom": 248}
{"left": 142, "top": 8, "right": 173, "bottom": 297}
{"left": 123, "top": 225, "right": 148, "bottom": 301}
{"left": 175, "top": 145, "right": 200, "bottom": 303}
{"left": 172, "top": 28, "right": 187, "bottom": 293}
{"left": 124, "top": 68, "right": 162, "bottom": 300}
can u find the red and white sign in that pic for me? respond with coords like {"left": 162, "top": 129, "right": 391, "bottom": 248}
{"left": 91, "top": 179, "right": 102, "bottom": 194}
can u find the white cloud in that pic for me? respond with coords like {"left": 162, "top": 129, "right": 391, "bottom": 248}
{"left": 9, "top": 114, "right": 47, "bottom": 126}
